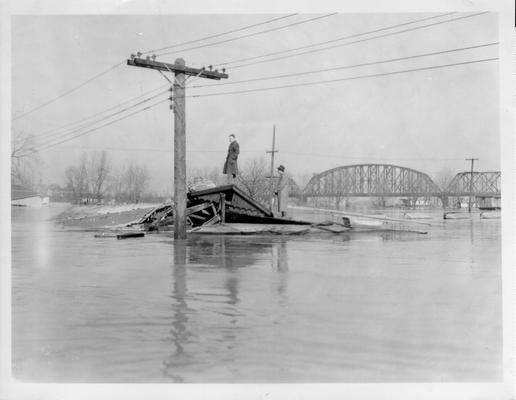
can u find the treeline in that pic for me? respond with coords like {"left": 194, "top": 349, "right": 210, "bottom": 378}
{"left": 10, "top": 127, "right": 301, "bottom": 207}
{"left": 64, "top": 151, "right": 151, "bottom": 204}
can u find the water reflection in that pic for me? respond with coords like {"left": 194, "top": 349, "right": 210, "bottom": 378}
{"left": 162, "top": 236, "right": 290, "bottom": 381}
{"left": 11, "top": 205, "right": 502, "bottom": 383}
{"left": 271, "top": 239, "right": 288, "bottom": 272}
{"left": 271, "top": 239, "right": 288, "bottom": 304}
{"left": 162, "top": 240, "right": 190, "bottom": 382}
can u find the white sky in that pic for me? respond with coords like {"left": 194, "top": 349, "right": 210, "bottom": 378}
{"left": 11, "top": 12, "right": 500, "bottom": 193}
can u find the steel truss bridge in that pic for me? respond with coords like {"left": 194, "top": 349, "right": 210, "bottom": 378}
{"left": 445, "top": 171, "right": 501, "bottom": 198}
{"left": 299, "top": 164, "right": 500, "bottom": 200}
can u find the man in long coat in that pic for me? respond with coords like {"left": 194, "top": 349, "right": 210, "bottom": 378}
{"left": 223, "top": 134, "right": 239, "bottom": 181}
{"left": 274, "top": 165, "right": 289, "bottom": 217}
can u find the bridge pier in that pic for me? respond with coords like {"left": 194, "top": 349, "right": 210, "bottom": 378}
{"left": 440, "top": 195, "right": 448, "bottom": 209}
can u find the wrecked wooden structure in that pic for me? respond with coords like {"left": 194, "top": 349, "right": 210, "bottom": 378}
{"left": 130, "top": 185, "right": 430, "bottom": 236}
{"left": 136, "top": 184, "right": 311, "bottom": 231}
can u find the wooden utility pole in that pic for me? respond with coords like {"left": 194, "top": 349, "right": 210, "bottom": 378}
{"left": 174, "top": 59, "right": 187, "bottom": 239}
{"left": 465, "top": 157, "right": 478, "bottom": 213}
{"left": 127, "top": 56, "right": 228, "bottom": 239}
{"left": 266, "top": 125, "right": 278, "bottom": 210}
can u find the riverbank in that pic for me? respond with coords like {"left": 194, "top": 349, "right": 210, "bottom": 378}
{"left": 55, "top": 203, "right": 160, "bottom": 229}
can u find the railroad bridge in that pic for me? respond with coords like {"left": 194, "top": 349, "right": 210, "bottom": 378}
{"left": 444, "top": 171, "right": 501, "bottom": 198}
{"left": 297, "top": 164, "right": 500, "bottom": 206}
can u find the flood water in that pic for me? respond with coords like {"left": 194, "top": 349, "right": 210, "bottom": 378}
{"left": 11, "top": 204, "right": 502, "bottom": 382}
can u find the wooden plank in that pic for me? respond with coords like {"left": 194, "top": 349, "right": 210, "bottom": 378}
{"left": 117, "top": 232, "right": 145, "bottom": 239}
{"left": 220, "top": 193, "right": 226, "bottom": 223}
{"left": 188, "top": 214, "right": 207, "bottom": 220}
{"left": 186, "top": 202, "right": 212, "bottom": 215}
{"left": 203, "top": 214, "right": 221, "bottom": 226}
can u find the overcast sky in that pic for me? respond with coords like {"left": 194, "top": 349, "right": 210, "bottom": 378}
{"left": 11, "top": 12, "right": 499, "bottom": 193}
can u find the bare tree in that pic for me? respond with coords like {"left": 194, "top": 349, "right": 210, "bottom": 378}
{"left": 123, "top": 162, "right": 150, "bottom": 203}
{"left": 11, "top": 129, "right": 41, "bottom": 189}
{"left": 238, "top": 157, "right": 270, "bottom": 205}
{"left": 107, "top": 166, "right": 125, "bottom": 203}
{"left": 88, "top": 151, "right": 111, "bottom": 203}
{"left": 64, "top": 153, "right": 90, "bottom": 203}
{"left": 434, "top": 168, "right": 456, "bottom": 192}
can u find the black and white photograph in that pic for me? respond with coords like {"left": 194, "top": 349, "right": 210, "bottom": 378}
{"left": 1, "top": 1, "right": 514, "bottom": 399}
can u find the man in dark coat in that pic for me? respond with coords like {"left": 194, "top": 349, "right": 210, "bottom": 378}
{"left": 223, "top": 134, "right": 239, "bottom": 181}
{"left": 274, "top": 164, "right": 289, "bottom": 217}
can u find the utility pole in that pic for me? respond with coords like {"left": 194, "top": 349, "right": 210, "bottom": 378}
{"left": 465, "top": 157, "right": 478, "bottom": 213}
{"left": 266, "top": 125, "right": 278, "bottom": 210}
{"left": 127, "top": 55, "right": 228, "bottom": 239}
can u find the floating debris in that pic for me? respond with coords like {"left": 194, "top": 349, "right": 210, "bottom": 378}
{"left": 116, "top": 232, "right": 145, "bottom": 240}
{"left": 403, "top": 213, "right": 432, "bottom": 220}
{"left": 444, "top": 212, "right": 472, "bottom": 220}
{"left": 480, "top": 212, "right": 500, "bottom": 219}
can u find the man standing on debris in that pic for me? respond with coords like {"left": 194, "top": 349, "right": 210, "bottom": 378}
{"left": 274, "top": 165, "right": 289, "bottom": 217}
{"left": 223, "top": 134, "right": 239, "bottom": 182}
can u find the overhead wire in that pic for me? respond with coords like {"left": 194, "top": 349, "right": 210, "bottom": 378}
{"left": 32, "top": 91, "right": 169, "bottom": 150}
{"left": 225, "top": 12, "right": 490, "bottom": 69}
{"left": 57, "top": 146, "right": 266, "bottom": 154}
{"left": 16, "top": 13, "right": 496, "bottom": 154}
{"left": 214, "top": 12, "right": 456, "bottom": 68}
{"left": 12, "top": 14, "right": 299, "bottom": 122}
{"left": 189, "top": 57, "right": 498, "bottom": 98}
{"left": 280, "top": 151, "right": 475, "bottom": 161}
{"left": 155, "top": 13, "right": 338, "bottom": 57}
{"left": 30, "top": 51, "right": 498, "bottom": 150}
{"left": 142, "top": 13, "right": 298, "bottom": 54}
{"left": 12, "top": 61, "right": 125, "bottom": 121}
{"left": 29, "top": 98, "right": 169, "bottom": 154}
{"left": 191, "top": 42, "right": 498, "bottom": 88}
{"left": 34, "top": 83, "right": 169, "bottom": 141}
{"left": 13, "top": 12, "right": 488, "bottom": 124}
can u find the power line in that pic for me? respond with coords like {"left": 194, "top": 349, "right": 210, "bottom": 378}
{"left": 33, "top": 90, "right": 169, "bottom": 148}
{"left": 58, "top": 146, "right": 173, "bottom": 153}
{"left": 189, "top": 57, "right": 497, "bottom": 99}
{"left": 51, "top": 146, "right": 481, "bottom": 162}
{"left": 34, "top": 84, "right": 169, "bottom": 141}
{"left": 156, "top": 13, "right": 338, "bottom": 57}
{"left": 12, "top": 15, "right": 298, "bottom": 122}
{"left": 142, "top": 13, "right": 298, "bottom": 54}
{"left": 191, "top": 42, "right": 498, "bottom": 89}
{"left": 281, "top": 151, "right": 474, "bottom": 161}
{"left": 32, "top": 98, "right": 168, "bottom": 153}
{"left": 57, "top": 146, "right": 265, "bottom": 153}
{"left": 215, "top": 12, "right": 455, "bottom": 68}
{"left": 228, "top": 12, "right": 490, "bottom": 69}
{"left": 12, "top": 61, "right": 124, "bottom": 121}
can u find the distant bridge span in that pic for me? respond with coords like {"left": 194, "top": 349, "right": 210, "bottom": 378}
{"left": 299, "top": 164, "right": 501, "bottom": 200}
{"left": 302, "top": 164, "right": 443, "bottom": 198}
{"left": 445, "top": 171, "right": 501, "bottom": 198}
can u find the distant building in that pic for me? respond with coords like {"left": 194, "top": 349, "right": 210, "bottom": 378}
{"left": 11, "top": 184, "right": 48, "bottom": 207}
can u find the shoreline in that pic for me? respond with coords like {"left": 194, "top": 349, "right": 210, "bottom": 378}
{"left": 55, "top": 203, "right": 161, "bottom": 230}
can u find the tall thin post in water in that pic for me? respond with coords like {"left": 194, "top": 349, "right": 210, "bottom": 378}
{"left": 465, "top": 157, "right": 478, "bottom": 213}
{"left": 266, "top": 125, "right": 278, "bottom": 211}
